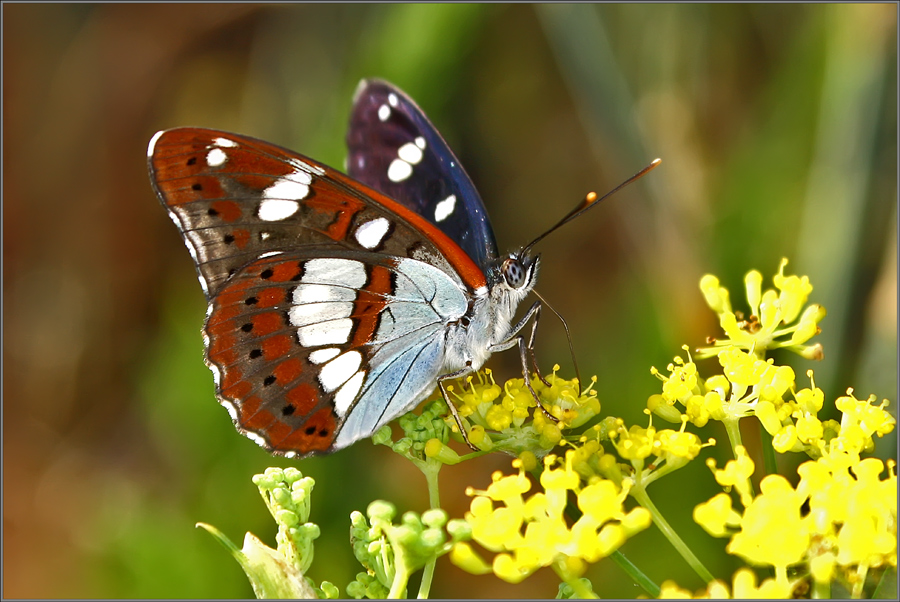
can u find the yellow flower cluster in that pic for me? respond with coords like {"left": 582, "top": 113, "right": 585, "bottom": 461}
{"left": 436, "top": 367, "right": 601, "bottom": 458}
{"left": 693, "top": 446, "right": 897, "bottom": 596}
{"left": 585, "top": 417, "right": 712, "bottom": 489}
{"left": 696, "top": 258, "right": 825, "bottom": 360}
{"left": 650, "top": 348, "right": 894, "bottom": 459}
{"left": 450, "top": 454, "right": 651, "bottom": 584}
{"left": 659, "top": 567, "right": 792, "bottom": 598}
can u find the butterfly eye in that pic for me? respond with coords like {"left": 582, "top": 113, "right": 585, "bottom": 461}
{"left": 502, "top": 258, "right": 528, "bottom": 289}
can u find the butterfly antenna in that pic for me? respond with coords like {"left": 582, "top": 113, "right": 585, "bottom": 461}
{"left": 522, "top": 158, "right": 661, "bottom": 256}
{"left": 532, "top": 288, "right": 582, "bottom": 393}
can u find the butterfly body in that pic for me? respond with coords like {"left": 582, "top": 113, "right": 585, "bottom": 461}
{"left": 148, "top": 80, "right": 541, "bottom": 457}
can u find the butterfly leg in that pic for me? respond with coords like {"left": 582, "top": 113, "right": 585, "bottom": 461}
{"left": 437, "top": 364, "right": 480, "bottom": 452}
{"left": 525, "top": 305, "right": 553, "bottom": 388}
{"left": 489, "top": 302, "right": 558, "bottom": 422}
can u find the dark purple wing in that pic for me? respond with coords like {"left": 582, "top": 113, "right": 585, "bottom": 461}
{"left": 346, "top": 79, "right": 498, "bottom": 271}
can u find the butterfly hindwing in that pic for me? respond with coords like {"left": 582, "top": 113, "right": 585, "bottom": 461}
{"left": 347, "top": 79, "right": 499, "bottom": 271}
{"left": 203, "top": 249, "right": 468, "bottom": 456}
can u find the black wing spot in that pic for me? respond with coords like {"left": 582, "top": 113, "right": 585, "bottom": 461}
{"left": 241, "top": 323, "right": 253, "bottom": 333}
{"left": 305, "top": 425, "right": 316, "bottom": 435}
{"left": 282, "top": 404, "right": 295, "bottom": 416}
{"left": 223, "top": 234, "right": 235, "bottom": 244}
{"left": 208, "top": 207, "right": 219, "bottom": 217}
{"left": 249, "top": 349, "right": 262, "bottom": 359}
{"left": 318, "top": 429, "right": 329, "bottom": 437}
{"left": 187, "top": 157, "right": 197, "bottom": 166}
{"left": 192, "top": 183, "right": 202, "bottom": 191}
{"left": 245, "top": 296, "right": 258, "bottom": 305}
{"left": 263, "top": 375, "right": 276, "bottom": 386}
{"left": 260, "top": 268, "right": 274, "bottom": 280}
{"left": 291, "top": 262, "right": 305, "bottom": 281}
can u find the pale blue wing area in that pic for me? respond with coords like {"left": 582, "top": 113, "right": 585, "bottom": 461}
{"left": 333, "top": 325, "right": 444, "bottom": 448}
{"left": 333, "top": 256, "right": 469, "bottom": 449}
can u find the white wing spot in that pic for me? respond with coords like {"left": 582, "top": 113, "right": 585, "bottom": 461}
{"left": 354, "top": 217, "right": 390, "bottom": 249}
{"left": 147, "top": 130, "right": 164, "bottom": 158}
{"left": 378, "top": 104, "right": 391, "bottom": 121}
{"left": 297, "top": 318, "right": 353, "bottom": 347}
{"left": 258, "top": 198, "right": 300, "bottom": 221}
{"left": 397, "top": 142, "right": 423, "bottom": 165}
{"left": 388, "top": 93, "right": 398, "bottom": 107}
{"left": 319, "top": 350, "right": 362, "bottom": 392}
{"left": 415, "top": 136, "right": 426, "bottom": 150}
{"left": 334, "top": 371, "right": 365, "bottom": 416}
{"left": 302, "top": 258, "right": 367, "bottom": 288}
{"left": 263, "top": 169, "right": 312, "bottom": 204}
{"left": 214, "top": 137, "right": 237, "bottom": 148}
{"left": 309, "top": 348, "right": 341, "bottom": 364}
{"left": 434, "top": 194, "right": 456, "bottom": 222}
{"left": 206, "top": 148, "right": 227, "bottom": 167}
{"left": 294, "top": 283, "right": 356, "bottom": 304}
{"left": 260, "top": 232, "right": 271, "bottom": 241}
{"left": 388, "top": 158, "right": 413, "bottom": 182}
{"left": 289, "top": 301, "right": 353, "bottom": 328}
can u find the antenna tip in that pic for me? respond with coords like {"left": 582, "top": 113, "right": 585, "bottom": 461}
{"left": 585, "top": 191, "right": 598, "bottom": 204}
{"left": 651, "top": 158, "right": 662, "bottom": 166}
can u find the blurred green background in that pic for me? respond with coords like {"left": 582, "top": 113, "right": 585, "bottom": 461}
{"left": 3, "top": 3, "right": 896, "bottom": 598}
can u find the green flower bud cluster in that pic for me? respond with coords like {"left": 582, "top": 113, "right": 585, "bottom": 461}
{"left": 347, "top": 501, "right": 471, "bottom": 599}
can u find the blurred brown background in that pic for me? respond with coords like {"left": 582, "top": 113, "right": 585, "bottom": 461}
{"left": 3, "top": 4, "right": 896, "bottom": 598}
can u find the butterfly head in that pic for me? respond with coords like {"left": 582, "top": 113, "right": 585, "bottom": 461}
{"left": 490, "top": 250, "right": 540, "bottom": 310}
{"left": 500, "top": 252, "right": 538, "bottom": 289}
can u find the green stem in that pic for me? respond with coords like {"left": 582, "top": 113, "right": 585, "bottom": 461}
{"left": 722, "top": 417, "right": 756, "bottom": 496}
{"left": 424, "top": 463, "right": 441, "bottom": 509}
{"left": 608, "top": 550, "right": 660, "bottom": 597}
{"left": 416, "top": 461, "right": 441, "bottom": 599}
{"left": 722, "top": 417, "right": 744, "bottom": 454}
{"left": 851, "top": 564, "right": 869, "bottom": 599}
{"left": 417, "top": 561, "right": 436, "bottom": 600}
{"left": 760, "top": 428, "right": 778, "bottom": 476}
{"left": 629, "top": 485, "right": 715, "bottom": 584}
{"left": 388, "top": 565, "right": 409, "bottom": 599}
{"left": 559, "top": 492, "right": 659, "bottom": 597}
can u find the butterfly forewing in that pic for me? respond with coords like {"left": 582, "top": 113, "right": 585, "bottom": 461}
{"left": 149, "top": 128, "right": 486, "bottom": 299}
{"left": 347, "top": 79, "right": 499, "bottom": 271}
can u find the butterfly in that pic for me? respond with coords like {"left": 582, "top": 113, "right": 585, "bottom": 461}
{"left": 148, "top": 79, "right": 658, "bottom": 458}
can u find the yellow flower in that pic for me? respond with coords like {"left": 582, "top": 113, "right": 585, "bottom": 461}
{"left": 708, "top": 446, "right": 755, "bottom": 507}
{"left": 611, "top": 424, "right": 657, "bottom": 461}
{"left": 726, "top": 475, "right": 809, "bottom": 568}
{"left": 454, "top": 455, "right": 650, "bottom": 584}
{"left": 696, "top": 259, "right": 825, "bottom": 360}
{"left": 731, "top": 568, "right": 793, "bottom": 598}
{"left": 658, "top": 568, "right": 793, "bottom": 598}
{"left": 717, "top": 347, "right": 768, "bottom": 391}
{"left": 772, "top": 257, "right": 812, "bottom": 323}
{"left": 693, "top": 493, "right": 741, "bottom": 537}
{"left": 799, "top": 450, "right": 897, "bottom": 573}
{"left": 449, "top": 542, "right": 491, "bottom": 575}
